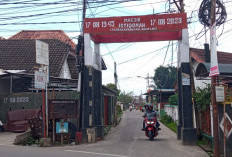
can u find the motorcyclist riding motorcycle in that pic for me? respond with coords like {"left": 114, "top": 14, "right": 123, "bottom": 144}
{"left": 141, "top": 104, "right": 161, "bottom": 131}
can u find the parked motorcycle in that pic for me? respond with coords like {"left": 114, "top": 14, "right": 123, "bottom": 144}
{"left": 144, "top": 116, "right": 158, "bottom": 140}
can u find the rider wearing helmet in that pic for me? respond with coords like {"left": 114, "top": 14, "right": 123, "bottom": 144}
{"left": 141, "top": 104, "right": 160, "bottom": 131}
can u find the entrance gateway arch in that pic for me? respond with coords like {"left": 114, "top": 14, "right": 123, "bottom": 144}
{"left": 81, "top": 13, "right": 196, "bottom": 145}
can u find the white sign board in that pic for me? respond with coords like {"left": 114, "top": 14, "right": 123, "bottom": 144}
{"left": 34, "top": 70, "right": 46, "bottom": 89}
{"left": 41, "top": 65, "right": 49, "bottom": 83}
{"left": 36, "top": 40, "right": 49, "bottom": 65}
{"left": 209, "top": 22, "right": 220, "bottom": 77}
{"left": 182, "top": 72, "right": 190, "bottom": 86}
{"left": 215, "top": 86, "right": 225, "bottom": 102}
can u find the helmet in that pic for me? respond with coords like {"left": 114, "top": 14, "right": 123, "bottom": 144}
{"left": 147, "top": 104, "right": 153, "bottom": 110}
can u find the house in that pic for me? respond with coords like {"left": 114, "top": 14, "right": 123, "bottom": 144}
{"left": 0, "top": 39, "right": 78, "bottom": 94}
{"left": 190, "top": 47, "right": 232, "bottom": 89}
{"left": 190, "top": 47, "right": 232, "bottom": 156}
{"left": 0, "top": 31, "right": 116, "bottom": 142}
{"left": 143, "top": 89, "right": 175, "bottom": 110}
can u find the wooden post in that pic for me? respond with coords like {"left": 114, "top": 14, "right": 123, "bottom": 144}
{"left": 223, "top": 101, "right": 226, "bottom": 157}
{"left": 61, "top": 134, "right": 63, "bottom": 146}
{"left": 42, "top": 89, "right": 46, "bottom": 138}
{"left": 52, "top": 88, "right": 55, "bottom": 143}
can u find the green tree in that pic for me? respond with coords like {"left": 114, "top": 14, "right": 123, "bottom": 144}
{"left": 168, "top": 94, "right": 178, "bottom": 106}
{"left": 106, "top": 83, "right": 120, "bottom": 97}
{"left": 154, "top": 66, "right": 177, "bottom": 89}
{"left": 118, "top": 91, "right": 134, "bottom": 108}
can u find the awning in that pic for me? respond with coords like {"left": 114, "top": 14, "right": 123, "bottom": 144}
{"left": 143, "top": 89, "right": 175, "bottom": 95}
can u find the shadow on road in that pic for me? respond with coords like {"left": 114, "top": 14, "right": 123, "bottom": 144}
{"left": 136, "top": 137, "right": 168, "bottom": 142}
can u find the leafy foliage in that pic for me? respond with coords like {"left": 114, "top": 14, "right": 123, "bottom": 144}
{"left": 116, "top": 105, "right": 122, "bottom": 117}
{"left": 159, "top": 110, "right": 177, "bottom": 133}
{"left": 160, "top": 110, "right": 173, "bottom": 124}
{"left": 106, "top": 83, "right": 120, "bottom": 97}
{"left": 20, "top": 137, "right": 39, "bottom": 146}
{"left": 154, "top": 66, "right": 177, "bottom": 89}
{"left": 118, "top": 91, "right": 134, "bottom": 108}
{"left": 193, "top": 84, "right": 211, "bottom": 111}
{"left": 104, "top": 126, "right": 111, "bottom": 136}
{"left": 168, "top": 94, "right": 178, "bottom": 106}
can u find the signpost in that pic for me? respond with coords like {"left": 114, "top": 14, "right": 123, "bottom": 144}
{"left": 34, "top": 70, "right": 46, "bottom": 89}
{"left": 36, "top": 40, "right": 49, "bottom": 66}
{"left": 216, "top": 86, "right": 225, "bottom": 102}
{"left": 34, "top": 40, "right": 49, "bottom": 138}
{"left": 56, "top": 121, "right": 68, "bottom": 145}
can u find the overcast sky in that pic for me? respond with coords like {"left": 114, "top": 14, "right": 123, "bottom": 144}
{"left": 1, "top": 0, "right": 232, "bottom": 95}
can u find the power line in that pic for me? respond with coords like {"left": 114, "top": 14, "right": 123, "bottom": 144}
{"left": 162, "top": 41, "right": 171, "bottom": 65}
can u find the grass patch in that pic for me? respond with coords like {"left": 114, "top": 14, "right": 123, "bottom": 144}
{"left": 160, "top": 110, "right": 177, "bottom": 133}
{"left": 197, "top": 139, "right": 208, "bottom": 146}
{"left": 197, "top": 137, "right": 213, "bottom": 156}
{"left": 165, "top": 121, "right": 177, "bottom": 133}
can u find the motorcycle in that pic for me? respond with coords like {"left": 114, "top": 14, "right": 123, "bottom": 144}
{"left": 144, "top": 116, "right": 158, "bottom": 140}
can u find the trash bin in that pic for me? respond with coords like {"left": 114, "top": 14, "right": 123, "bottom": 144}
{"left": 75, "top": 132, "right": 82, "bottom": 145}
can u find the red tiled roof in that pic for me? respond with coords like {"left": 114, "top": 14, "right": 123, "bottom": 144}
{"left": 190, "top": 48, "right": 232, "bottom": 64}
{"left": 9, "top": 30, "right": 76, "bottom": 51}
{"left": 0, "top": 37, "right": 5, "bottom": 40}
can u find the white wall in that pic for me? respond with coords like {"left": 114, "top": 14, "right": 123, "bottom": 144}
{"left": 192, "top": 61, "right": 211, "bottom": 89}
{"left": 59, "top": 59, "right": 71, "bottom": 79}
{"left": 164, "top": 105, "right": 179, "bottom": 122}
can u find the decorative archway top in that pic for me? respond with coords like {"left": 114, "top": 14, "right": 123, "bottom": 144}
{"left": 84, "top": 13, "right": 187, "bottom": 43}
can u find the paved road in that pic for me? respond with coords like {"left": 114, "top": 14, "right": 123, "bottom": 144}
{"left": 0, "top": 110, "right": 209, "bottom": 157}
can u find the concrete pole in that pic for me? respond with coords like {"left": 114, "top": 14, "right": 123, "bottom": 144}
{"left": 210, "top": 0, "right": 220, "bottom": 156}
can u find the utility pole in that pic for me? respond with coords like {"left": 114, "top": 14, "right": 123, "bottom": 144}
{"left": 180, "top": 0, "right": 184, "bottom": 12}
{"left": 82, "top": 0, "right": 86, "bottom": 30}
{"left": 210, "top": 0, "right": 220, "bottom": 156}
{"left": 78, "top": 0, "right": 86, "bottom": 132}
{"left": 147, "top": 73, "right": 150, "bottom": 91}
{"left": 114, "top": 62, "right": 118, "bottom": 90}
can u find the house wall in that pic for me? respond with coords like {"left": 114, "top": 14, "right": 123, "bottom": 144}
{"left": 59, "top": 59, "right": 71, "bottom": 79}
{"left": 0, "top": 78, "right": 10, "bottom": 94}
{"left": 0, "top": 91, "right": 79, "bottom": 123}
{"left": 192, "top": 61, "right": 211, "bottom": 89}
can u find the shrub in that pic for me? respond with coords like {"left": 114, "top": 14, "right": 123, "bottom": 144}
{"left": 193, "top": 84, "right": 211, "bottom": 111}
{"left": 168, "top": 94, "right": 178, "bottom": 106}
{"left": 160, "top": 112, "right": 173, "bottom": 124}
{"left": 116, "top": 105, "right": 122, "bottom": 117}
